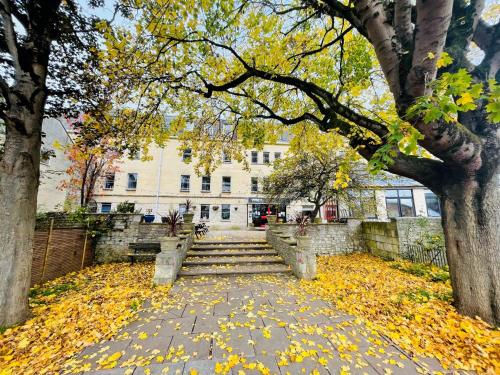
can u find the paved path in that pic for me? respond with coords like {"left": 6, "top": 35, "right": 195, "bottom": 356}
{"left": 65, "top": 274, "right": 444, "bottom": 375}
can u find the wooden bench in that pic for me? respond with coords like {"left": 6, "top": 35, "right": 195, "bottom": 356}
{"left": 127, "top": 242, "right": 161, "bottom": 264}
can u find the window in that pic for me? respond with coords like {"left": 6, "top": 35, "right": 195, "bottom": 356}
{"left": 279, "top": 131, "right": 290, "bottom": 142}
{"left": 263, "top": 152, "right": 270, "bottom": 164}
{"left": 180, "top": 175, "right": 190, "bottom": 191}
{"left": 274, "top": 152, "right": 281, "bottom": 160}
{"left": 222, "top": 176, "right": 231, "bottom": 192}
{"left": 104, "top": 174, "right": 115, "bottom": 190}
{"left": 251, "top": 151, "right": 258, "bottom": 164}
{"left": 200, "top": 204, "right": 210, "bottom": 220}
{"left": 385, "top": 189, "right": 415, "bottom": 217}
{"left": 127, "top": 173, "right": 138, "bottom": 190}
{"left": 251, "top": 177, "right": 259, "bottom": 193}
{"left": 221, "top": 204, "right": 230, "bottom": 220}
{"left": 425, "top": 191, "right": 441, "bottom": 217}
{"left": 201, "top": 176, "right": 211, "bottom": 192}
{"left": 101, "top": 203, "right": 112, "bottom": 213}
{"left": 222, "top": 152, "right": 231, "bottom": 163}
{"left": 179, "top": 204, "right": 187, "bottom": 215}
{"left": 182, "top": 148, "right": 192, "bottom": 162}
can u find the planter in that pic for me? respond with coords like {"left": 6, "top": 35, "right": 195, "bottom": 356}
{"left": 183, "top": 212, "right": 194, "bottom": 223}
{"left": 314, "top": 217, "right": 322, "bottom": 224}
{"left": 160, "top": 236, "right": 179, "bottom": 252}
{"left": 296, "top": 235, "right": 312, "bottom": 250}
{"left": 267, "top": 215, "right": 277, "bottom": 224}
{"left": 143, "top": 214, "right": 155, "bottom": 223}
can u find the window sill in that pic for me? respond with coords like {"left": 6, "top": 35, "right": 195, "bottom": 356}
{"left": 126, "top": 188, "right": 137, "bottom": 191}
{"left": 103, "top": 188, "right": 114, "bottom": 191}
{"left": 180, "top": 190, "right": 190, "bottom": 193}
{"left": 221, "top": 191, "right": 231, "bottom": 194}
{"left": 201, "top": 190, "right": 211, "bottom": 193}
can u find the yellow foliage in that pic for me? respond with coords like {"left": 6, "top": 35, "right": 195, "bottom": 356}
{"left": 301, "top": 254, "right": 500, "bottom": 374}
{"left": 0, "top": 263, "right": 171, "bottom": 375}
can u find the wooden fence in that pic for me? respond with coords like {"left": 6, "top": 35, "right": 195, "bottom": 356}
{"left": 31, "top": 219, "right": 92, "bottom": 286}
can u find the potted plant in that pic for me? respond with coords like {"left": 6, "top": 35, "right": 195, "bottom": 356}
{"left": 295, "top": 213, "right": 311, "bottom": 249}
{"left": 160, "top": 210, "right": 183, "bottom": 251}
{"left": 143, "top": 208, "right": 155, "bottom": 223}
{"left": 182, "top": 199, "right": 194, "bottom": 223}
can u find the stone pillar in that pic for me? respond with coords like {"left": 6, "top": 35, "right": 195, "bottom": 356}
{"left": 295, "top": 236, "right": 316, "bottom": 280}
{"left": 153, "top": 237, "right": 180, "bottom": 285}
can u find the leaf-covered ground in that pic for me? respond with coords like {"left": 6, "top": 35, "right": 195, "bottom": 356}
{"left": 301, "top": 254, "right": 500, "bottom": 374}
{"left": 0, "top": 263, "right": 171, "bottom": 375}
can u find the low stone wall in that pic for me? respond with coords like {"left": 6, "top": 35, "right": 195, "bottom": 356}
{"left": 266, "top": 229, "right": 316, "bottom": 279}
{"left": 362, "top": 220, "right": 399, "bottom": 258}
{"left": 268, "top": 220, "right": 364, "bottom": 255}
{"left": 138, "top": 223, "right": 169, "bottom": 242}
{"left": 362, "top": 217, "right": 443, "bottom": 259}
{"left": 93, "top": 213, "right": 143, "bottom": 263}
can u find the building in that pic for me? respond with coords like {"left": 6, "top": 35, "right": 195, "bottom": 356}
{"left": 38, "top": 118, "right": 74, "bottom": 211}
{"left": 91, "top": 136, "right": 443, "bottom": 228}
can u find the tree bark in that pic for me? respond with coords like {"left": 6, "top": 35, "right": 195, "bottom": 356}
{"left": 441, "top": 168, "right": 500, "bottom": 326}
{"left": 0, "top": 115, "right": 42, "bottom": 326}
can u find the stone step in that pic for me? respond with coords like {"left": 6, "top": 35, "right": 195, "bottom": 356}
{"left": 193, "top": 240, "right": 268, "bottom": 245}
{"left": 183, "top": 256, "right": 284, "bottom": 266}
{"left": 191, "top": 244, "right": 273, "bottom": 250}
{"left": 186, "top": 249, "right": 278, "bottom": 257}
{"left": 178, "top": 263, "right": 291, "bottom": 276}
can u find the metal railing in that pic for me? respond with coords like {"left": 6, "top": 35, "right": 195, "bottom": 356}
{"left": 401, "top": 244, "right": 448, "bottom": 268}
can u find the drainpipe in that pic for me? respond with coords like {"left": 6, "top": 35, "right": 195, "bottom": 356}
{"left": 155, "top": 147, "right": 164, "bottom": 220}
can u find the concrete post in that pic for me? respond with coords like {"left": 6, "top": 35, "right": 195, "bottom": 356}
{"left": 153, "top": 237, "right": 180, "bottom": 285}
{"left": 295, "top": 236, "right": 316, "bottom": 280}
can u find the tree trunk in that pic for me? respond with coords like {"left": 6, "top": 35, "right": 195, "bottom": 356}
{"left": 0, "top": 115, "right": 42, "bottom": 326}
{"left": 441, "top": 170, "right": 500, "bottom": 326}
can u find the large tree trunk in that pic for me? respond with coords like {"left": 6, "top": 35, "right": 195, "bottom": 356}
{"left": 441, "top": 170, "right": 500, "bottom": 326}
{"left": 0, "top": 94, "right": 44, "bottom": 326}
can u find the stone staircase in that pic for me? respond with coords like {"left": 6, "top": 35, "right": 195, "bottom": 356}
{"left": 178, "top": 239, "right": 291, "bottom": 276}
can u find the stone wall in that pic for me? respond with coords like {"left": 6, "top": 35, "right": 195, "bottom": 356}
{"left": 266, "top": 229, "right": 316, "bottom": 279}
{"left": 268, "top": 220, "right": 364, "bottom": 255}
{"left": 362, "top": 220, "right": 399, "bottom": 259}
{"left": 362, "top": 217, "right": 443, "bottom": 259}
{"left": 93, "top": 213, "right": 196, "bottom": 263}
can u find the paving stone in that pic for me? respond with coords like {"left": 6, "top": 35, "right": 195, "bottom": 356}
{"left": 363, "top": 345, "right": 422, "bottom": 375}
{"left": 279, "top": 356, "right": 330, "bottom": 375}
{"left": 169, "top": 334, "right": 211, "bottom": 360}
{"left": 182, "top": 302, "right": 214, "bottom": 317}
{"left": 192, "top": 315, "right": 229, "bottom": 333}
{"left": 79, "top": 339, "right": 132, "bottom": 359}
{"left": 230, "top": 313, "right": 265, "bottom": 329}
{"left": 213, "top": 301, "right": 239, "bottom": 316}
{"left": 183, "top": 359, "right": 216, "bottom": 375}
{"left": 230, "top": 355, "right": 281, "bottom": 375}
{"left": 262, "top": 311, "right": 297, "bottom": 327}
{"left": 83, "top": 368, "right": 134, "bottom": 375}
{"left": 251, "top": 327, "right": 291, "bottom": 355}
{"left": 134, "top": 363, "right": 185, "bottom": 375}
{"left": 69, "top": 261, "right": 445, "bottom": 375}
{"left": 212, "top": 328, "right": 255, "bottom": 358}
{"left": 156, "top": 317, "right": 195, "bottom": 336}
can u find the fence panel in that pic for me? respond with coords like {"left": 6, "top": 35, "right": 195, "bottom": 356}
{"left": 401, "top": 244, "right": 448, "bottom": 268}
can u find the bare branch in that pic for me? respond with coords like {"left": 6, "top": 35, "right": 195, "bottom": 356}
{"left": 0, "top": 0, "right": 21, "bottom": 76}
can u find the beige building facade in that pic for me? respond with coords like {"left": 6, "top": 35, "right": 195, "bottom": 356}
{"left": 92, "top": 137, "right": 443, "bottom": 228}
{"left": 92, "top": 138, "right": 293, "bottom": 228}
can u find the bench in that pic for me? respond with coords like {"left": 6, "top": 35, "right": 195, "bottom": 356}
{"left": 127, "top": 242, "right": 161, "bottom": 264}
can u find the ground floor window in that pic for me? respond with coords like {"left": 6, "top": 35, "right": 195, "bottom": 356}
{"left": 425, "top": 190, "right": 441, "bottom": 217}
{"left": 385, "top": 189, "right": 415, "bottom": 217}
{"left": 221, "top": 204, "right": 230, "bottom": 220}
{"left": 200, "top": 204, "right": 210, "bottom": 220}
{"left": 101, "top": 203, "right": 112, "bottom": 213}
